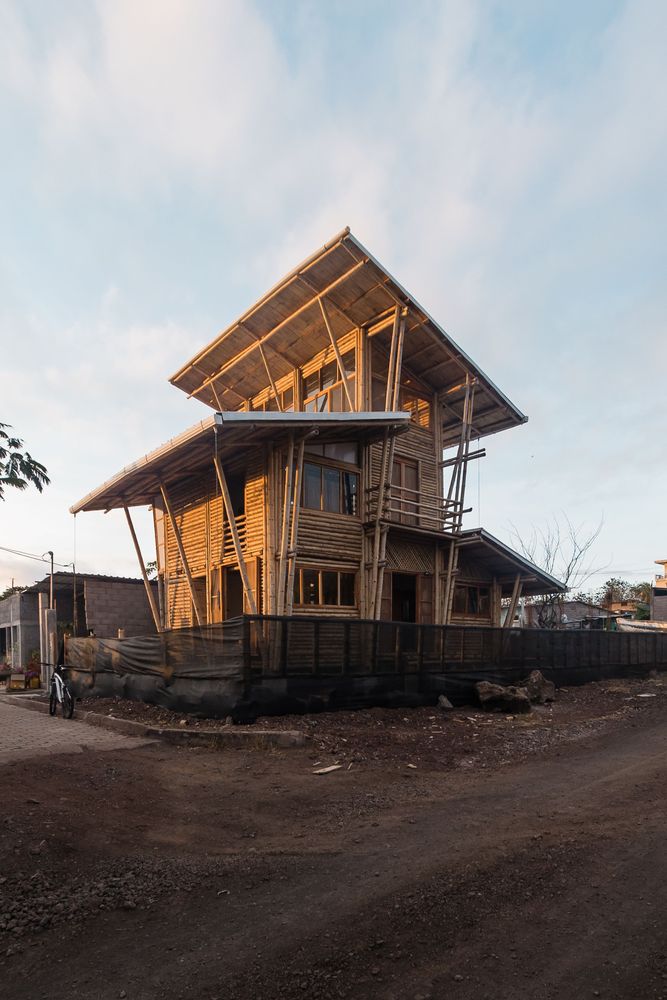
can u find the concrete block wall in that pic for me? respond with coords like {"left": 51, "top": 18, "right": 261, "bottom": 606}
{"left": 0, "top": 592, "right": 40, "bottom": 670}
{"left": 84, "top": 580, "right": 158, "bottom": 637}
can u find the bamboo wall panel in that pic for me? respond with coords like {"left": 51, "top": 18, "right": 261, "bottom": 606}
{"left": 167, "top": 577, "right": 193, "bottom": 630}
{"left": 244, "top": 454, "right": 266, "bottom": 558}
{"left": 298, "top": 510, "right": 363, "bottom": 564}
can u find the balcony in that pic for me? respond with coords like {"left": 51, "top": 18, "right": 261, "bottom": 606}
{"left": 366, "top": 484, "right": 466, "bottom": 532}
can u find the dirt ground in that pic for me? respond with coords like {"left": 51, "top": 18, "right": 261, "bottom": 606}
{"left": 2, "top": 674, "right": 667, "bottom": 999}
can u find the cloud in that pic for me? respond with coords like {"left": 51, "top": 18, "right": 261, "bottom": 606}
{"left": 1, "top": 0, "right": 665, "bottom": 587}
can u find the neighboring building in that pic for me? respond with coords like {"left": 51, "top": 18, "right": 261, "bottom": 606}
{"left": 0, "top": 573, "right": 157, "bottom": 675}
{"left": 519, "top": 599, "right": 617, "bottom": 630}
{"left": 71, "top": 229, "right": 563, "bottom": 632}
{"left": 0, "top": 590, "right": 40, "bottom": 671}
{"left": 652, "top": 560, "right": 667, "bottom": 623}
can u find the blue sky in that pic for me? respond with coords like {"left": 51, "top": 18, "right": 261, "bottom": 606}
{"left": 1, "top": 0, "right": 665, "bottom": 591}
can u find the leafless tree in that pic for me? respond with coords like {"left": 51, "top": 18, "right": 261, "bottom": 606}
{"left": 509, "top": 515, "right": 604, "bottom": 628}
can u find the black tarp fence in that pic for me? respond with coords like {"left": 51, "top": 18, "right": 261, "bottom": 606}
{"left": 65, "top": 615, "right": 667, "bottom": 717}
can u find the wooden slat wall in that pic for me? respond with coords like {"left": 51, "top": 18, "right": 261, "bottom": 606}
{"left": 167, "top": 577, "right": 192, "bottom": 630}
{"left": 164, "top": 453, "right": 266, "bottom": 627}
{"left": 244, "top": 454, "right": 265, "bottom": 558}
{"left": 298, "top": 510, "right": 363, "bottom": 564}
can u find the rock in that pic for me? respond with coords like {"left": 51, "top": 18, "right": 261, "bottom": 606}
{"left": 437, "top": 695, "right": 454, "bottom": 711}
{"left": 476, "top": 681, "right": 531, "bottom": 714}
{"left": 523, "top": 670, "right": 556, "bottom": 704}
{"left": 121, "top": 900, "right": 136, "bottom": 911}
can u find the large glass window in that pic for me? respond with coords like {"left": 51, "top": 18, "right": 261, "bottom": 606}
{"left": 303, "top": 350, "right": 355, "bottom": 413}
{"left": 302, "top": 461, "right": 359, "bottom": 516}
{"left": 293, "top": 567, "right": 357, "bottom": 607}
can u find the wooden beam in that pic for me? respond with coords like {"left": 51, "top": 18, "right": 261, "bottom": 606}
{"left": 504, "top": 574, "right": 523, "bottom": 629}
{"left": 284, "top": 438, "right": 305, "bottom": 615}
{"left": 319, "top": 297, "right": 355, "bottom": 411}
{"left": 442, "top": 540, "right": 459, "bottom": 625}
{"left": 123, "top": 505, "right": 162, "bottom": 633}
{"left": 384, "top": 307, "right": 401, "bottom": 411}
{"left": 276, "top": 434, "right": 295, "bottom": 615}
{"left": 159, "top": 483, "right": 203, "bottom": 627}
{"left": 212, "top": 454, "right": 258, "bottom": 616}
{"left": 258, "top": 342, "right": 283, "bottom": 411}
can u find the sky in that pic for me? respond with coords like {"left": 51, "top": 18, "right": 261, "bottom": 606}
{"left": 1, "top": 0, "right": 665, "bottom": 593}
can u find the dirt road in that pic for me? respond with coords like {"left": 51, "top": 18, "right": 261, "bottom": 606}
{"left": 2, "top": 680, "right": 666, "bottom": 999}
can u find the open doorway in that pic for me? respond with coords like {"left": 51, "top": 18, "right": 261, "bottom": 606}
{"left": 224, "top": 568, "right": 244, "bottom": 619}
{"left": 392, "top": 573, "right": 417, "bottom": 623}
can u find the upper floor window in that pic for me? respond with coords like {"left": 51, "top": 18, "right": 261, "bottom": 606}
{"left": 303, "top": 350, "right": 355, "bottom": 412}
{"left": 251, "top": 385, "right": 294, "bottom": 412}
{"left": 303, "top": 461, "right": 359, "bottom": 516}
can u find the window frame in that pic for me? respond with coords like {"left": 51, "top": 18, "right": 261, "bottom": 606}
{"left": 293, "top": 566, "right": 358, "bottom": 608}
{"left": 452, "top": 583, "right": 491, "bottom": 618}
{"left": 302, "top": 349, "right": 356, "bottom": 413}
{"left": 300, "top": 455, "right": 360, "bottom": 518}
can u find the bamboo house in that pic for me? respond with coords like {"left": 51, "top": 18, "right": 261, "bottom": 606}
{"left": 71, "top": 228, "right": 562, "bottom": 637}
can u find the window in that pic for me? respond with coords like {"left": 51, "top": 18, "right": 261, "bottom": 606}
{"left": 251, "top": 385, "right": 294, "bottom": 412}
{"left": 452, "top": 584, "right": 491, "bottom": 617}
{"left": 302, "top": 461, "right": 359, "bottom": 515}
{"left": 305, "top": 442, "right": 358, "bottom": 465}
{"left": 303, "top": 350, "right": 355, "bottom": 413}
{"left": 293, "top": 567, "right": 357, "bottom": 607}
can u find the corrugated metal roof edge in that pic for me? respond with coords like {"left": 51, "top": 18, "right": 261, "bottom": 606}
{"left": 70, "top": 410, "right": 411, "bottom": 515}
{"left": 459, "top": 527, "right": 566, "bottom": 593}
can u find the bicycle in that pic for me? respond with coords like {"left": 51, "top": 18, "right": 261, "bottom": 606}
{"left": 48, "top": 664, "right": 75, "bottom": 719}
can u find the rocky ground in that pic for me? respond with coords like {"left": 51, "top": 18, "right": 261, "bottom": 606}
{"left": 1, "top": 673, "right": 666, "bottom": 999}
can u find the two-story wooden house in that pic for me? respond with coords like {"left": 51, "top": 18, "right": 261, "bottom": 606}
{"left": 71, "top": 228, "right": 562, "bottom": 633}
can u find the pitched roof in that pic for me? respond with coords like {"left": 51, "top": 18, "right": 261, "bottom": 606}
{"left": 170, "top": 228, "right": 527, "bottom": 447}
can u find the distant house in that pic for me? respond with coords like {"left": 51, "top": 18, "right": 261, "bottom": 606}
{"left": 652, "top": 560, "right": 667, "bottom": 623}
{"left": 0, "top": 573, "right": 157, "bottom": 680}
{"left": 519, "top": 599, "right": 616, "bottom": 630}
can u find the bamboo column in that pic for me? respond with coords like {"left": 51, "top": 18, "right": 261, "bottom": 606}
{"left": 284, "top": 438, "right": 305, "bottom": 615}
{"left": 212, "top": 454, "right": 258, "bottom": 616}
{"left": 276, "top": 434, "right": 295, "bottom": 615}
{"left": 159, "top": 483, "right": 203, "bottom": 627}
{"left": 123, "top": 505, "right": 162, "bottom": 633}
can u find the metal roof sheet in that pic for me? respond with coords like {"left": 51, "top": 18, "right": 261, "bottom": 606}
{"left": 170, "top": 228, "right": 527, "bottom": 447}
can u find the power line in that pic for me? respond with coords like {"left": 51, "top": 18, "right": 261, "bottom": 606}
{"left": 0, "top": 544, "right": 72, "bottom": 569}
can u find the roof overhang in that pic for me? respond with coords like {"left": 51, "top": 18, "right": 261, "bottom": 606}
{"left": 169, "top": 228, "right": 527, "bottom": 447}
{"left": 457, "top": 528, "right": 566, "bottom": 597}
{"left": 70, "top": 411, "right": 411, "bottom": 514}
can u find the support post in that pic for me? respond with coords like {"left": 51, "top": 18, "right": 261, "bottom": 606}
{"left": 258, "top": 343, "right": 283, "bottom": 411}
{"left": 284, "top": 438, "right": 305, "bottom": 615}
{"left": 159, "top": 482, "right": 204, "bottom": 627}
{"left": 276, "top": 434, "right": 295, "bottom": 615}
{"left": 504, "top": 574, "right": 523, "bottom": 629}
{"left": 123, "top": 505, "right": 162, "bottom": 633}
{"left": 319, "top": 297, "right": 355, "bottom": 411}
{"left": 442, "top": 541, "right": 460, "bottom": 625}
{"left": 212, "top": 455, "right": 258, "bottom": 616}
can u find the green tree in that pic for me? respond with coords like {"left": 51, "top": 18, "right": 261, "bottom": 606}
{"left": 0, "top": 423, "right": 50, "bottom": 500}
